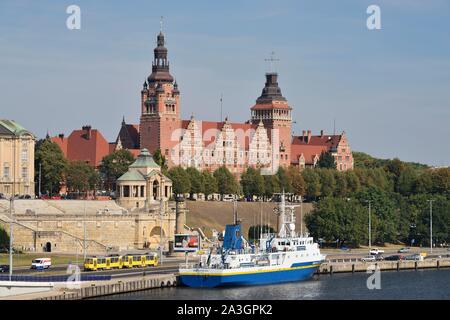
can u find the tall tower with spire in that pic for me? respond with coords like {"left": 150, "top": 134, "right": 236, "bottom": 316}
{"left": 250, "top": 72, "right": 292, "bottom": 167}
{"left": 140, "top": 26, "right": 181, "bottom": 166}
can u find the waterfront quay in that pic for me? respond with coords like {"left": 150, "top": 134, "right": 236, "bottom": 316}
{"left": 319, "top": 258, "right": 450, "bottom": 274}
{"left": 3, "top": 273, "right": 177, "bottom": 300}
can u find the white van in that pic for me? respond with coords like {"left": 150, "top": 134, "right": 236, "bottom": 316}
{"left": 31, "top": 258, "right": 52, "bottom": 270}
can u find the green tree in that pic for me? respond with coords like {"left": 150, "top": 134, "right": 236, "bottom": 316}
{"left": 34, "top": 139, "right": 67, "bottom": 195}
{"left": 344, "top": 170, "right": 361, "bottom": 194}
{"left": 186, "top": 167, "right": 204, "bottom": 198}
{"left": 430, "top": 168, "right": 450, "bottom": 195}
{"left": 334, "top": 171, "right": 348, "bottom": 197}
{"left": 276, "top": 167, "right": 292, "bottom": 193}
{"left": 305, "top": 197, "right": 367, "bottom": 247}
{"left": 397, "top": 167, "right": 418, "bottom": 196}
{"left": 413, "top": 171, "right": 433, "bottom": 194}
{"left": 302, "top": 168, "right": 321, "bottom": 199}
{"left": 0, "top": 227, "right": 9, "bottom": 250}
{"left": 356, "top": 186, "right": 399, "bottom": 244}
{"left": 153, "top": 148, "right": 168, "bottom": 173}
{"left": 263, "top": 175, "right": 280, "bottom": 200}
{"left": 287, "top": 166, "right": 305, "bottom": 196}
{"left": 317, "top": 169, "right": 336, "bottom": 197}
{"left": 99, "top": 149, "right": 135, "bottom": 191}
{"left": 202, "top": 170, "right": 218, "bottom": 198}
{"left": 213, "top": 167, "right": 239, "bottom": 197}
{"left": 168, "top": 166, "right": 191, "bottom": 195}
{"left": 65, "top": 161, "right": 100, "bottom": 195}
{"left": 317, "top": 151, "right": 336, "bottom": 169}
{"left": 241, "top": 167, "right": 265, "bottom": 198}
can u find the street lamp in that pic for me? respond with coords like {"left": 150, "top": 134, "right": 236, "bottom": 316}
{"left": 9, "top": 132, "right": 20, "bottom": 281}
{"left": 427, "top": 200, "right": 434, "bottom": 253}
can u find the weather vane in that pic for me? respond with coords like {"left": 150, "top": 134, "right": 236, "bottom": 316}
{"left": 265, "top": 51, "right": 279, "bottom": 73}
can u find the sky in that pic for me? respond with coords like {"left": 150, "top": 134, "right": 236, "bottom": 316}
{"left": 1, "top": 0, "right": 449, "bottom": 166}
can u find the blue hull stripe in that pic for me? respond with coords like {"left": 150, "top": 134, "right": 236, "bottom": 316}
{"left": 179, "top": 264, "right": 320, "bottom": 288}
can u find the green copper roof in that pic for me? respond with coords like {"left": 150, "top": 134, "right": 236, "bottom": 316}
{"left": 129, "top": 148, "right": 160, "bottom": 169}
{"left": 0, "top": 119, "right": 35, "bottom": 137}
{"left": 117, "top": 170, "right": 146, "bottom": 182}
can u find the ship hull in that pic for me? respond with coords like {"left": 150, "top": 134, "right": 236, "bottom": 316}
{"left": 179, "top": 262, "right": 321, "bottom": 288}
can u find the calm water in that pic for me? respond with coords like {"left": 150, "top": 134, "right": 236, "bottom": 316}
{"left": 97, "top": 269, "right": 450, "bottom": 300}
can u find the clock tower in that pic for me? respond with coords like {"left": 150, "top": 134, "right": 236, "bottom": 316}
{"left": 140, "top": 30, "right": 181, "bottom": 166}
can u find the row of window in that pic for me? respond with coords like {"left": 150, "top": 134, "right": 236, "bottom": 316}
{"left": 2, "top": 165, "right": 29, "bottom": 179}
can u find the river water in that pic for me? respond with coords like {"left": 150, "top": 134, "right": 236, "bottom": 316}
{"left": 97, "top": 269, "right": 450, "bottom": 300}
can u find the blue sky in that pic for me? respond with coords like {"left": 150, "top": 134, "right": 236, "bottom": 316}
{"left": 1, "top": 0, "right": 449, "bottom": 166}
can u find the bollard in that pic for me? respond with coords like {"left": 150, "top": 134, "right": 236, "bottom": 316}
{"left": 437, "top": 260, "right": 440, "bottom": 270}
{"left": 415, "top": 261, "right": 418, "bottom": 271}
{"left": 330, "top": 265, "right": 333, "bottom": 275}
{"left": 352, "top": 264, "right": 355, "bottom": 273}
{"left": 397, "top": 261, "right": 400, "bottom": 271}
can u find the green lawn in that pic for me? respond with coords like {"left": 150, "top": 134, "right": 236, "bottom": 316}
{"left": 0, "top": 253, "right": 81, "bottom": 267}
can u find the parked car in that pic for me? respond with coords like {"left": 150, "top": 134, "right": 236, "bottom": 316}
{"left": 0, "top": 265, "right": 9, "bottom": 273}
{"left": 398, "top": 247, "right": 411, "bottom": 253}
{"left": 361, "top": 255, "right": 376, "bottom": 262}
{"left": 369, "top": 248, "right": 385, "bottom": 255}
{"left": 384, "top": 255, "right": 404, "bottom": 261}
{"left": 375, "top": 255, "right": 385, "bottom": 261}
{"left": 405, "top": 254, "right": 423, "bottom": 261}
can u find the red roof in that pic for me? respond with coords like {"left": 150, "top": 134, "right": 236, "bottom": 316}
{"left": 291, "top": 133, "right": 342, "bottom": 165}
{"left": 250, "top": 101, "right": 291, "bottom": 110}
{"left": 51, "top": 127, "right": 111, "bottom": 167}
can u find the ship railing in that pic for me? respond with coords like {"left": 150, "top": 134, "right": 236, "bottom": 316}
{"left": 179, "top": 263, "right": 224, "bottom": 269}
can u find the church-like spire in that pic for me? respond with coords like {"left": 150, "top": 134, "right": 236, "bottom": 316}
{"left": 256, "top": 73, "right": 286, "bottom": 104}
{"left": 148, "top": 19, "right": 174, "bottom": 85}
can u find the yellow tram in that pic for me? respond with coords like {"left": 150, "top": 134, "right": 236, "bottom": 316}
{"left": 84, "top": 252, "right": 158, "bottom": 271}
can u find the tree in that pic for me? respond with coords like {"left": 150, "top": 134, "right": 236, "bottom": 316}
{"left": 168, "top": 166, "right": 191, "bottom": 195}
{"left": 263, "top": 175, "right": 280, "bottom": 200}
{"left": 397, "top": 167, "right": 418, "bottom": 196}
{"left": 302, "top": 168, "right": 321, "bottom": 199}
{"left": 34, "top": 139, "right": 67, "bottom": 195}
{"left": 202, "top": 170, "right": 218, "bottom": 198}
{"left": 276, "top": 167, "right": 292, "bottom": 193}
{"left": 0, "top": 227, "right": 9, "bottom": 250}
{"left": 356, "top": 186, "right": 399, "bottom": 244}
{"left": 334, "top": 171, "right": 348, "bottom": 197}
{"left": 213, "top": 167, "right": 239, "bottom": 197}
{"left": 305, "top": 197, "right": 367, "bottom": 247}
{"left": 99, "top": 149, "right": 135, "bottom": 191}
{"left": 65, "top": 161, "right": 99, "bottom": 196}
{"left": 240, "top": 167, "right": 265, "bottom": 199}
{"left": 317, "top": 169, "right": 336, "bottom": 197}
{"left": 344, "top": 170, "right": 360, "bottom": 194}
{"left": 153, "top": 148, "right": 168, "bottom": 173}
{"left": 186, "top": 167, "right": 204, "bottom": 198}
{"left": 287, "top": 166, "right": 305, "bottom": 196}
{"left": 317, "top": 151, "right": 336, "bottom": 169}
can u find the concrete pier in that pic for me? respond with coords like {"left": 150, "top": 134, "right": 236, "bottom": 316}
{"left": 318, "top": 258, "right": 450, "bottom": 274}
{"left": 2, "top": 273, "right": 177, "bottom": 300}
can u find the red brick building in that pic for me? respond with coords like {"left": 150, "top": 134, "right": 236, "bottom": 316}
{"left": 51, "top": 125, "right": 113, "bottom": 167}
{"left": 116, "top": 29, "right": 354, "bottom": 174}
{"left": 53, "top": 29, "right": 353, "bottom": 174}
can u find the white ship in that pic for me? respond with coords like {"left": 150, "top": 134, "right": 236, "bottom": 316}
{"left": 179, "top": 193, "right": 326, "bottom": 288}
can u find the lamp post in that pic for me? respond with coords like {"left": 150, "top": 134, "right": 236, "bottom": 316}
{"left": 427, "top": 200, "right": 434, "bottom": 253}
{"left": 9, "top": 134, "right": 18, "bottom": 281}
